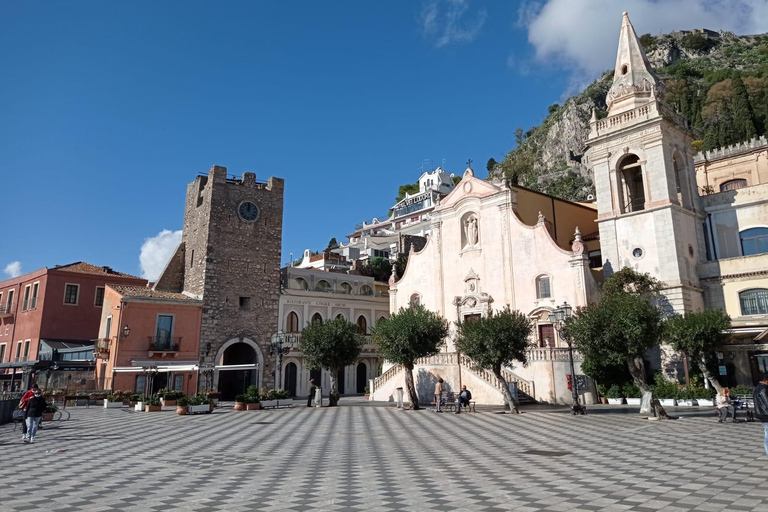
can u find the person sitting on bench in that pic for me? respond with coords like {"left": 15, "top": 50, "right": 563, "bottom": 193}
{"left": 717, "top": 387, "right": 735, "bottom": 423}
{"left": 455, "top": 385, "right": 472, "bottom": 414}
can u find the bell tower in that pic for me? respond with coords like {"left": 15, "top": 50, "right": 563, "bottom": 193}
{"left": 587, "top": 12, "right": 705, "bottom": 313}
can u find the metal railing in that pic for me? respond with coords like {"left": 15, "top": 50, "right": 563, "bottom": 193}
{"left": 0, "top": 304, "right": 11, "bottom": 315}
{"left": 148, "top": 337, "right": 182, "bottom": 352}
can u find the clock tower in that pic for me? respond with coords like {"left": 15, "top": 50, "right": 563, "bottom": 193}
{"left": 179, "top": 165, "right": 284, "bottom": 395}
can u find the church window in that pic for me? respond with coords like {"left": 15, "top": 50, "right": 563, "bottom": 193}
{"left": 311, "top": 313, "right": 323, "bottom": 324}
{"left": 673, "top": 152, "right": 691, "bottom": 209}
{"left": 588, "top": 250, "right": 602, "bottom": 269}
{"left": 740, "top": 228, "right": 768, "bottom": 256}
{"left": 410, "top": 293, "right": 421, "bottom": 307}
{"left": 740, "top": 289, "right": 768, "bottom": 316}
{"left": 536, "top": 276, "right": 551, "bottom": 299}
{"left": 360, "top": 285, "right": 373, "bottom": 296}
{"left": 720, "top": 179, "right": 747, "bottom": 192}
{"left": 315, "top": 280, "right": 330, "bottom": 292}
{"left": 286, "top": 312, "right": 299, "bottom": 333}
{"left": 336, "top": 313, "right": 344, "bottom": 320}
{"left": 357, "top": 315, "right": 368, "bottom": 334}
{"left": 632, "top": 247, "right": 644, "bottom": 258}
{"left": 339, "top": 282, "right": 352, "bottom": 294}
{"left": 617, "top": 155, "right": 645, "bottom": 213}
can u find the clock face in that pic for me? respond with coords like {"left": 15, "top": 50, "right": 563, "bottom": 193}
{"left": 238, "top": 201, "right": 260, "bottom": 222}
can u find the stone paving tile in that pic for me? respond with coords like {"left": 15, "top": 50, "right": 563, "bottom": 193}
{"left": 1, "top": 401, "right": 767, "bottom": 511}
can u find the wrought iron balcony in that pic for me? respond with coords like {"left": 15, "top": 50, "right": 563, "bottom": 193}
{"left": 148, "top": 336, "right": 182, "bottom": 355}
{"left": 0, "top": 303, "right": 13, "bottom": 318}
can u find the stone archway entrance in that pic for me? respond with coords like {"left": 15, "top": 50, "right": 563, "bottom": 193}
{"left": 356, "top": 362, "right": 367, "bottom": 393}
{"left": 214, "top": 338, "right": 263, "bottom": 400}
{"left": 284, "top": 362, "right": 298, "bottom": 397}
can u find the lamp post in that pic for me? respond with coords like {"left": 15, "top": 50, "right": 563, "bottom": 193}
{"left": 551, "top": 301, "right": 586, "bottom": 415}
{"left": 142, "top": 365, "right": 158, "bottom": 397}
{"left": 270, "top": 331, "right": 292, "bottom": 389}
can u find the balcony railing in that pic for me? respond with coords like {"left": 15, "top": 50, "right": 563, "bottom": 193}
{"left": 13, "top": 356, "right": 29, "bottom": 363}
{"left": 0, "top": 304, "right": 13, "bottom": 317}
{"left": 148, "top": 336, "right": 182, "bottom": 352}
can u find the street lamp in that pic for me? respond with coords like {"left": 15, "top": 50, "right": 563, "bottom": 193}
{"left": 551, "top": 301, "right": 586, "bottom": 415}
{"left": 122, "top": 325, "right": 131, "bottom": 338}
{"left": 270, "top": 331, "right": 292, "bottom": 389}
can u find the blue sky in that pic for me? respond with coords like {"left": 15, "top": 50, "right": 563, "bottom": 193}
{"left": 2, "top": 0, "right": 766, "bottom": 280}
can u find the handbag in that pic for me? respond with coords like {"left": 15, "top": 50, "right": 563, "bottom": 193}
{"left": 12, "top": 409, "right": 26, "bottom": 421}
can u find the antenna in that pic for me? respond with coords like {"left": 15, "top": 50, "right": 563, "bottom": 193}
{"left": 441, "top": 158, "right": 446, "bottom": 169}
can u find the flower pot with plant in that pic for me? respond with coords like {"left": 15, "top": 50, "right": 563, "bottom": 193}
{"left": 245, "top": 385, "right": 262, "bottom": 410}
{"left": 104, "top": 394, "right": 125, "bottom": 409}
{"left": 161, "top": 390, "right": 183, "bottom": 407}
{"left": 677, "top": 387, "right": 695, "bottom": 406}
{"left": 694, "top": 386, "right": 716, "bottom": 406}
{"left": 364, "top": 386, "right": 371, "bottom": 400}
{"left": 234, "top": 394, "right": 246, "bottom": 411}
{"left": 42, "top": 403, "right": 58, "bottom": 422}
{"left": 187, "top": 393, "right": 212, "bottom": 414}
{"left": 653, "top": 373, "right": 678, "bottom": 407}
{"left": 176, "top": 397, "right": 189, "bottom": 415}
{"left": 606, "top": 384, "right": 624, "bottom": 405}
{"left": 623, "top": 383, "right": 642, "bottom": 405}
{"left": 145, "top": 396, "right": 162, "bottom": 412}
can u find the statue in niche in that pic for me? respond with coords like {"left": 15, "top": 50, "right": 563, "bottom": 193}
{"left": 464, "top": 215, "right": 479, "bottom": 247}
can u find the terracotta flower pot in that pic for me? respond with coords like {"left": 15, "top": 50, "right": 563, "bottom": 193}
{"left": 163, "top": 399, "right": 177, "bottom": 406}
{"left": 42, "top": 412, "right": 54, "bottom": 422}
{"left": 176, "top": 406, "right": 188, "bottom": 416}
{"left": 145, "top": 405, "right": 162, "bottom": 412}
{"left": 234, "top": 401, "right": 245, "bottom": 411}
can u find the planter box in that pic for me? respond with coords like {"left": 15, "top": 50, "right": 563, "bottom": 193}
{"left": 246, "top": 403, "right": 261, "bottom": 410}
{"left": 260, "top": 400, "right": 277, "bottom": 408}
{"left": 104, "top": 400, "right": 124, "bottom": 409}
{"left": 607, "top": 398, "right": 624, "bottom": 405}
{"left": 145, "top": 405, "right": 162, "bottom": 412}
{"left": 188, "top": 404, "right": 211, "bottom": 414}
{"left": 658, "top": 399, "right": 677, "bottom": 407}
{"left": 234, "top": 402, "right": 245, "bottom": 411}
{"left": 625, "top": 398, "right": 642, "bottom": 405}
{"left": 697, "top": 399, "right": 715, "bottom": 407}
{"left": 677, "top": 399, "right": 694, "bottom": 406}
{"left": 261, "top": 399, "right": 293, "bottom": 408}
{"left": 134, "top": 402, "right": 144, "bottom": 411}
{"left": 161, "top": 399, "right": 177, "bottom": 406}
{"left": 42, "top": 412, "right": 54, "bottom": 422}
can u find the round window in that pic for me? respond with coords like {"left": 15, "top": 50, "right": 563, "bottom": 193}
{"left": 632, "top": 247, "right": 644, "bottom": 259}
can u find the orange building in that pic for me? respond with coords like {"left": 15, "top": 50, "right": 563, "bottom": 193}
{"left": 95, "top": 285, "right": 202, "bottom": 396}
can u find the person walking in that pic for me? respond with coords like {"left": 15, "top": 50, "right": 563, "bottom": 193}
{"left": 753, "top": 374, "right": 768, "bottom": 457}
{"left": 434, "top": 378, "right": 444, "bottom": 413}
{"left": 18, "top": 384, "right": 39, "bottom": 439}
{"left": 307, "top": 378, "right": 317, "bottom": 408}
{"left": 23, "top": 387, "right": 47, "bottom": 443}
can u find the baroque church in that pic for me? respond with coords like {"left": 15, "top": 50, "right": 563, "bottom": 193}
{"left": 371, "top": 12, "right": 768, "bottom": 405}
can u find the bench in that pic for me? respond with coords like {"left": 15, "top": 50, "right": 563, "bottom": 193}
{"left": 434, "top": 392, "right": 476, "bottom": 413}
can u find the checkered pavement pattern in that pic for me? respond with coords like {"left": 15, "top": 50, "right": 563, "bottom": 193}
{"left": 1, "top": 401, "right": 767, "bottom": 511}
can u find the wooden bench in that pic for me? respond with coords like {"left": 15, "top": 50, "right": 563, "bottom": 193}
{"left": 434, "top": 392, "right": 476, "bottom": 413}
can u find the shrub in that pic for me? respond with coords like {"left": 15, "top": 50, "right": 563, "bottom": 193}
{"left": 652, "top": 373, "right": 679, "bottom": 399}
{"left": 623, "top": 383, "right": 642, "bottom": 398}
{"left": 606, "top": 384, "right": 623, "bottom": 398}
{"left": 364, "top": 386, "right": 371, "bottom": 394}
{"left": 145, "top": 396, "right": 161, "bottom": 406}
{"left": 694, "top": 387, "right": 716, "bottom": 400}
{"left": 177, "top": 397, "right": 190, "bottom": 407}
{"left": 44, "top": 404, "right": 58, "bottom": 413}
{"left": 730, "top": 385, "right": 754, "bottom": 397}
{"left": 235, "top": 394, "right": 246, "bottom": 403}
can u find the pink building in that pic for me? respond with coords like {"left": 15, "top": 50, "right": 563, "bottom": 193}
{"left": 0, "top": 262, "right": 146, "bottom": 391}
{"left": 95, "top": 285, "right": 202, "bottom": 395}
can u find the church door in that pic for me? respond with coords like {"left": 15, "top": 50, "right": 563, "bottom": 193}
{"left": 356, "top": 362, "right": 367, "bottom": 393}
{"left": 284, "top": 362, "right": 298, "bottom": 397}
{"left": 538, "top": 324, "right": 555, "bottom": 348}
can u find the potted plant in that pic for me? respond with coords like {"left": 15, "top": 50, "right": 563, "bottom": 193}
{"left": 129, "top": 394, "right": 141, "bottom": 407}
{"left": 187, "top": 394, "right": 212, "bottom": 414}
{"left": 176, "top": 396, "right": 189, "bottom": 415}
{"left": 161, "top": 390, "right": 183, "bottom": 406}
{"left": 623, "top": 383, "right": 642, "bottom": 405}
{"left": 42, "top": 403, "right": 58, "bottom": 422}
{"left": 653, "top": 374, "right": 678, "bottom": 407}
{"left": 234, "top": 394, "right": 246, "bottom": 411}
{"left": 677, "top": 387, "right": 695, "bottom": 406}
{"left": 245, "top": 386, "right": 261, "bottom": 410}
{"left": 730, "top": 385, "right": 754, "bottom": 399}
{"left": 104, "top": 393, "right": 124, "bottom": 409}
{"left": 133, "top": 394, "right": 145, "bottom": 411}
{"left": 606, "top": 384, "right": 624, "bottom": 405}
{"left": 145, "top": 396, "right": 162, "bottom": 412}
{"left": 695, "top": 386, "right": 716, "bottom": 406}
{"left": 364, "top": 386, "right": 371, "bottom": 400}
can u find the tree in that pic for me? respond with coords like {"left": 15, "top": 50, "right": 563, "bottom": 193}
{"left": 454, "top": 307, "right": 532, "bottom": 413}
{"left": 372, "top": 305, "right": 449, "bottom": 409}
{"left": 326, "top": 237, "right": 339, "bottom": 250}
{"left": 395, "top": 182, "right": 420, "bottom": 203}
{"left": 566, "top": 268, "right": 670, "bottom": 418}
{"left": 357, "top": 256, "right": 392, "bottom": 282}
{"left": 663, "top": 310, "right": 732, "bottom": 393}
{"left": 299, "top": 317, "right": 364, "bottom": 406}
{"left": 486, "top": 158, "right": 498, "bottom": 174}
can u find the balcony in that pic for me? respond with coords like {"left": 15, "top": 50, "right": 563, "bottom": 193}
{"left": 148, "top": 336, "right": 182, "bottom": 358}
{"left": 0, "top": 303, "right": 13, "bottom": 319}
{"left": 95, "top": 338, "right": 111, "bottom": 359}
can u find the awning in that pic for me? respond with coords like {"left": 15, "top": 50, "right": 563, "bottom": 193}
{"left": 114, "top": 361, "right": 200, "bottom": 373}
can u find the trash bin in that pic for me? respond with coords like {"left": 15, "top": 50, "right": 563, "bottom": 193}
{"left": 396, "top": 387, "right": 404, "bottom": 409}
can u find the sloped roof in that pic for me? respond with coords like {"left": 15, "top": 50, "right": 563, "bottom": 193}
{"left": 53, "top": 262, "right": 143, "bottom": 280}
{"left": 108, "top": 285, "right": 200, "bottom": 302}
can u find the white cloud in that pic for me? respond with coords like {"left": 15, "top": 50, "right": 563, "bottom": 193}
{"left": 139, "top": 229, "right": 182, "bottom": 282}
{"left": 420, "top": 0, "right": 488, "bottom": 48}
{"left": 4, "top": 261, "right": 22, "bottom": 278}
{"left": 522, "top": 0, "right": 768, "bottom": 79}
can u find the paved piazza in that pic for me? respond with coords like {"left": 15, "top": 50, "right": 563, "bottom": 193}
{"left": 1, "top": 400, "right": 767, "bottom": 511}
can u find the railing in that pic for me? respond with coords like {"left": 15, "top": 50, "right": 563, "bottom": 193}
{"left": 527, "top": 347, "right": 583, "bottom": 362}
{"left": 458, "top": 354, "right": 535, "bottom": 401}
{"left": 148, "top": 337, "right": 182, "bottom": 352}
{"left": 0, "top": 304, "right": 12, "bottom": 316}
{"left": 371, "top": 363, "right": 403, "bottom": 394}
{"left": 13, "top": 356, "right": 29, "bottom": 363}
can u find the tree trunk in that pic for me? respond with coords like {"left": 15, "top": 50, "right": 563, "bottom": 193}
{"left": 627, "top": 355, "right": 669, "bottom": 419}
{"left": 698, "top": 359, "right": 723, "bottom": 394}
{"left": 404, "top": 363, "right": 420, "bottom": 410}
{"left": 328, "top": 366, "right": 339, "bottom": 407}
{"left": 493, "top": 364, "right": 519, "bottom": 414}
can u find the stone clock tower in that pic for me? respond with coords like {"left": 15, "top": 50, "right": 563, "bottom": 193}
{"left": 167, "top": 165, "right": 284, "bottom": 396}
{"left": 586, "top": 12, "right": 706, "bottom": 315}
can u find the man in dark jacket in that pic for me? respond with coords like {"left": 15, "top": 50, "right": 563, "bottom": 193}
{"left": 752, "top": 374, "right": 768, "bottom": 457}
{"left": 23, "top": 388, "right": 47, "bottom": 443}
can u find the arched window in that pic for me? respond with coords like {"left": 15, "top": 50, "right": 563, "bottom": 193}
{"left": 311, "top": 313, "right": 323, "bottom": 324}
{"left": 618, "top": 154, "right": 645, "bottom": 213}
{"left": 740, "top": 289, "right": 768, "bottom": 315}
{"left": 740, "top": 228, "right": 768, "bottom": 256}
{"left": 721, "top": 179, "right": 747, "bottom": 192}
{"left": 673, "top": 152, "right": 691, "bottom": 209}
{"left": 336, "top": 313, "right": 345, "bottom": 320}
{"left": 315, "top": 280, "right": 330, "bottom": 292}
{"left": 286, "top": 312, "right": 299, "bottom": 333}
{"left": 339, "top": 282, "right": 352, "bottom": 294}
{"left": 410, "top": 293, "right": 421, "bottom": 307}
{"left": 536, "top": 276, "right": 552, "bottom": 299}
{"left": 294, "top": 278, "right": 309, "bottom": 291}
{"left": 357, "top": 315, "right": 368, "bottom": 334}
{"left": 360, "top": 285, "right": 373, "bottom": 296}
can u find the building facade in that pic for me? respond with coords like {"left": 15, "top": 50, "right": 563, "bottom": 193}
{"left": 0, "top": 262, "right": 146, "bottom": 391}
{"left": 277, "top": 265, "right": 389, "bottom": 397}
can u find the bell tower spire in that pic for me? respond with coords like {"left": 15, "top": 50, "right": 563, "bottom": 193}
{"left": 606, "top": 11, "right": 665, "bottom": 115}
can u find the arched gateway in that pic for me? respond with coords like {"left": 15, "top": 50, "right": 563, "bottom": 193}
{"left": 214, "top": 337, "right": 264, "bottom": 400}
